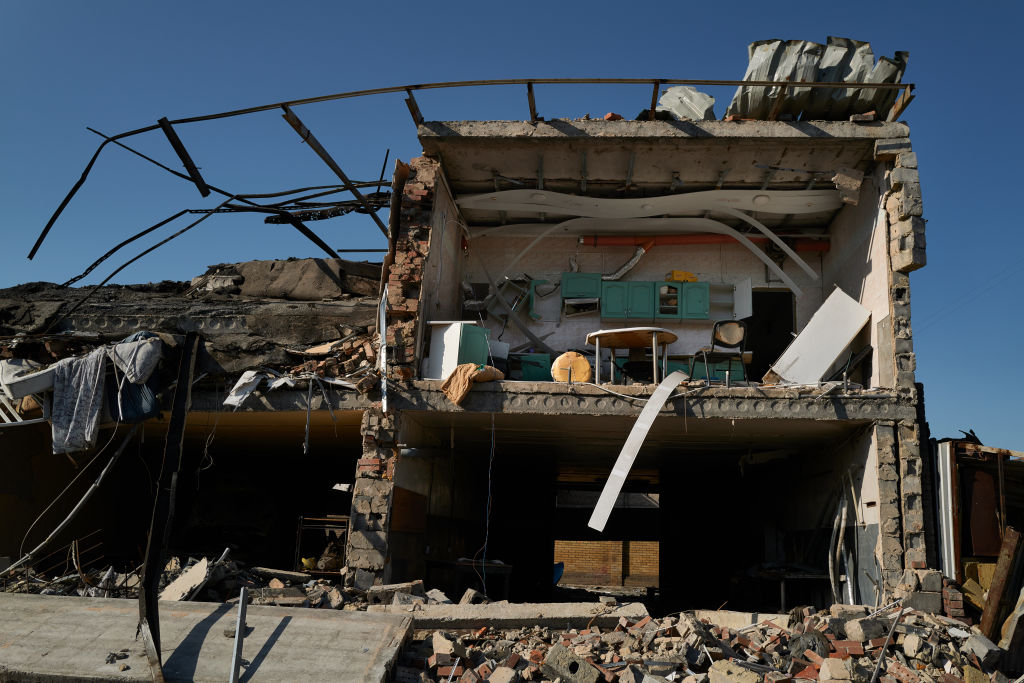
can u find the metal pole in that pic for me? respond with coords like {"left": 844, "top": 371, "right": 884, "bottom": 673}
{"left": 229, "top": 586, "right": 249, "bottom": 683}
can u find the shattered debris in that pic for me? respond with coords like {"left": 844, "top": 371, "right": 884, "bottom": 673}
{"left": 395, "top": 601, "right": 1020, "bottom": 682}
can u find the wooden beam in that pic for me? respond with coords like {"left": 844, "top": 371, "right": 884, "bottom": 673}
{"left": 980, "top": 525, "right": 1023, "bottom": 640}
{"left": 886, "top": 85, "right": 915, "bottom": 122}
{"left": 527, "top": 82, "right": 539, "bottom": 122}
{"left": 280, "top": 105, "right": 388, "bottom": 237}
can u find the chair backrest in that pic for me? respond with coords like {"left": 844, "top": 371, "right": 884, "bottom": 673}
{"left": 712, "top": 320, "right": 746, "bottom": 350}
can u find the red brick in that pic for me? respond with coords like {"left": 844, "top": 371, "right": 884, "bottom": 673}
{"left": 428, "top": 653, "right": 451, "bottom": 668}
{"left": 804, "top": 650, "right": 824, "bottom": 666}
{"left": 794, "top": 665, "right": 819, "bottom": 680}
{"left": 437, "top": 666, "right": 464, "bottom": 677}
{"left": 506, "top": 653, "right": 520, "bottom": 668}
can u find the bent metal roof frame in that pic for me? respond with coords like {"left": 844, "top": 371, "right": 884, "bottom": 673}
{"left": 28, "top": 76, "right": 915, "bottom": 262}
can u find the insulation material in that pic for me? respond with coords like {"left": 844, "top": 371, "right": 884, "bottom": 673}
{"left": 725, "top": 37, "right": 908, "bottom": 121}
{"left": 656, "top": 86, "right": 715, "bottom": 121}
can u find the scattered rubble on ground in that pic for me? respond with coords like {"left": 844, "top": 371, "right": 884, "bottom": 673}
{"left": 395, "top": 599, "right": 1018, "bottom": 682}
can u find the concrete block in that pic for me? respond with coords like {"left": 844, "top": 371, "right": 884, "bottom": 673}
{"left": 819, "top": 658, "right": 852, "bottom": 681}
{"left": 427, "top": 588, "right": 452, "bottom": 604}
{"left": 902, "top": 591, "right": 942, "bottom": 613}
{"left": 541, "top": 643, "right": 601, "bottom": 683}
{"left": 889, "top": 167, "right": 920, "bottom": 190}
{"left": 354, "top": 568, "right": 377, "bottom": 590}
{"left": 896, "top": 151, "right": 918, "bottom": 168}
{"left": 829, "top": 604, "right": 869, "bottom": 620}
{"left": 844, "top": 617, "right": 886, "bottom": 642}
{"left": 489, "top": 667, "right": 519, "bottom": 683}
{"left": 916, "top": 570, "right": 942, "bottom": 593}
{"left": 961, "top": 633, "right": 1001, "bottom": 667}
{"left": 875, "top": 138, "right": 912, "bottom": 160}
{"left": 708, "top": 660, "right": 761, "bottom": 683}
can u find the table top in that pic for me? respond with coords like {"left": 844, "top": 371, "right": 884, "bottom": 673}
{"left": 586, "top": 327, "right": 678, "bottom": 348}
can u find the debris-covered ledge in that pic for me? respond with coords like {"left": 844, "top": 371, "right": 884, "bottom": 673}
{"left": 388, "top": 379, "right": 919, "bottom": 422}
{"left": 0, "top": 257, "right": 381, "bottom": 375}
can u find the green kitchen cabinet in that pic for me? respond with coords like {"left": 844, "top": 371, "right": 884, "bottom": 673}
{"left": 601, "top": 281, "right": 654, "bottom": 320}
{"left": 561, "top": 272, "right": 602, "bottom": 299}
{"left": 600, "top": 281, "right": 629, "bottom": 319}
{"left": 680, "top": 282, "right": 710, "bottom": 319}
{"left": 627, "top": 281, "right": 655, "bottom": 320}
{"left": 655, "top": 282, "right": 684, "bottom": 319}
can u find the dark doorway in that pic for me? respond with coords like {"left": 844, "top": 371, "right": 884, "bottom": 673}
{"left": 746, "top": 291, "right": 795, "bottom": 381}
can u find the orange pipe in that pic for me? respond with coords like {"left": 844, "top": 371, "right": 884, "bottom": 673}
{"left": 582, "top": 234, "right": 829, "bottom": 252}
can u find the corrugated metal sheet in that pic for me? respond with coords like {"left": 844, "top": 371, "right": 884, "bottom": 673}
{"left": 726, "top": 37, "right": 908, "bottom": 121}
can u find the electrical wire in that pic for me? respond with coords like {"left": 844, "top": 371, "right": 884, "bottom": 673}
{"left": 472, "top": 413, "right": 497, "bottom": 596}
{"left": 18, "top": 423, "right": 121, "bottom": 557}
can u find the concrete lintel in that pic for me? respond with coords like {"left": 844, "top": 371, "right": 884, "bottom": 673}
{"left": 189, "top": 385, "right": 373, "bottom": 413}
{"left": 418, "top": 119, "right": 911, "bottom": 144}
{"left": 0, "top": 593, "right": 411, "bottom": 683}
{"left": 365, "top": 600, "right": 648, "bottom": 629}
{"left": 389, "top": 380, "right": 917, "bottom": 422}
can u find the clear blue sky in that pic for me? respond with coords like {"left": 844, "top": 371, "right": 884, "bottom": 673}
{"left": 2, "top": 2, "right": 1022, "bottom": 447}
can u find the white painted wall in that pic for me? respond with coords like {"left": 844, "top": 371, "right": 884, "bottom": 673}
{"left": 420, "top": 172, "right": 465, "bottom": 322}
{"left": 460, "top": 234, "right": 825, "bottom": 362}
{"left": 821, "top": 165, "right": 891, "bottom": 387}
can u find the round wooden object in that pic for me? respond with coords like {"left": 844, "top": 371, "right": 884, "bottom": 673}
{"left": 550, "top": 351, "right": 592, "bottom": 383}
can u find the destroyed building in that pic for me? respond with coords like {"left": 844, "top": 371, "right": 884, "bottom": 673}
{"left": 5, "top": 37, "right": 1000, "bottom": 682}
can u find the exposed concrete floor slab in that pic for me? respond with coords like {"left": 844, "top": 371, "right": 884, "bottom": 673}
{"left": 0, "top": 594, "right": 410, "bottom": 682}
{"left": 366, "top": 600, "right": 648, "bottom": 629}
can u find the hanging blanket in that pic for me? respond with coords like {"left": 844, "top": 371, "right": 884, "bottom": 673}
{"left": 51, "top": 347, "right": 107, "bottom": 454}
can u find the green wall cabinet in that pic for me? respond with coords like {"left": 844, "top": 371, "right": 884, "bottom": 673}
{"left": 601, "top": 281, "right": 655, "bottom": 320}
{"left": 680, "top": 282, "right": 710, "bottom": 319}
{"left": 561, "top": 272, "right": 603, "bottom": 299}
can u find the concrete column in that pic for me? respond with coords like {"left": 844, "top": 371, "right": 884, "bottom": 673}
{"left": 346, "top": 405, "right": 401, "bottom": 587}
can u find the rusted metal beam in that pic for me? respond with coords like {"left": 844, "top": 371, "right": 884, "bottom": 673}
{"left": 527, "top": 82, "right": 539, "bottom": 122}
{"left": 138, "top": 332, "right": 200, "bottom": 682}
{"left": 157, "top": 117, "right": 210, "bottom": 197}
{"left": 280, "top": 105, "right": 388, "bottom": 238}
{"left": 648, "top": 80, "right": 661, "bottom": 120}
{"left": 404, "top": 89, "right": 424, "bottom": 125}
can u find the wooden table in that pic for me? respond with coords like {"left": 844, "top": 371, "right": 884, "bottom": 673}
{"left": 585, "top": 327, "right": 679, "bottom": 384}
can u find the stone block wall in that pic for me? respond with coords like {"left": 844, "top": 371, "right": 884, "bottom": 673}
{"left": 346, "top": 405, "right": 400, "bottom": 586}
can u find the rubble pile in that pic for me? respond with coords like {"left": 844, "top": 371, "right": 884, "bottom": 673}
{"left": 394, "top": 601, "right": 1017, "bottom": 682}
{"left": 1, "top": 555, "right": 440, "bottom": 613}
{"left": 286, "top": 323, "right": 380, "bottom": 385}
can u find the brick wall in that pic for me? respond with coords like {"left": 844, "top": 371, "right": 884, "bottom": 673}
{"left": 554, "top": 540, "right": 659, "bottom": 587}
{"left": 624, "top": 541, "right": 659, "bottom": 587}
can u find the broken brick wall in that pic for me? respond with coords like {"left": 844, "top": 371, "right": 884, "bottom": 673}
{"left": 554, "top": 540, "right": 659, "bottom": 587}
{"left": 384, "top": 156, "right": 441, "bottom": 381}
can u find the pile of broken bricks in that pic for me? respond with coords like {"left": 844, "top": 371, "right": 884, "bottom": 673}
{"left": 286, "top": 324, "right": 380, "bottom": 388}
{"left": 393, "top": 598, "right": 1019, "bottom": 682}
